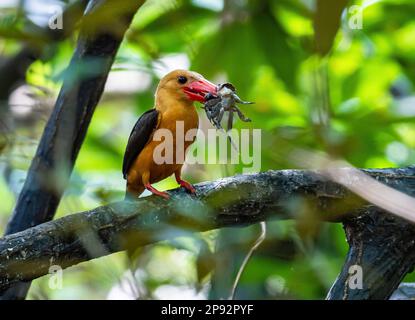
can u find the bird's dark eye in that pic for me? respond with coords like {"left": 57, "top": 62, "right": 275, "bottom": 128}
{"left": 177, "top": 76, "right": 187, "bottom": 84}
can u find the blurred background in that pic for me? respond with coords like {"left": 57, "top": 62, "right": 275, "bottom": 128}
{"left": 0, "top": 0, "right": 415, "bottom": 299}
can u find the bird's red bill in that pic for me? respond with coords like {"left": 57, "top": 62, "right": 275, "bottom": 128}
{"left": 183, "top": 79, "right": 217, "bottom": 102}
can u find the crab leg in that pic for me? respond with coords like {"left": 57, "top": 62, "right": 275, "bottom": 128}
{"left": 233, "top": 106, "right": 251, "bottom": 122}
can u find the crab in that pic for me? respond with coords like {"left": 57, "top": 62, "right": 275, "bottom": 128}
{"left": 203, "top": 83, "right": 253, "bottom": 149}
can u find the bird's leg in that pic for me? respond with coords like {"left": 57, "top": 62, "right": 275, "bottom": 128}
{"left": 143, "top": 172, "right": 169, "bottom": 199}
{"left": 144, "top": 184, "right": 170, "bottom": 199}
{"left": 175, "top": 171, "right": 196, "bottom": 194}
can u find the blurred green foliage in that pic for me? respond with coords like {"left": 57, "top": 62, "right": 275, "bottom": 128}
{"left": 1, "top": 0, "right": 415, "bottom": 299}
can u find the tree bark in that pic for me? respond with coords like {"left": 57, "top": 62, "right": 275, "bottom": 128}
{"left": 1, "top": 167, "right": 415, "bottom": 298}
{"left": 1, "top": 0, "right": 144, "bottom": 300}
{"left": 327, "top": 207, "right": 415, "bottom": 300}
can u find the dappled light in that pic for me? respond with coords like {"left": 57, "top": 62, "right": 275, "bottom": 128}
{"left": 0, "top": 0, "right": 415, "bottom": 302}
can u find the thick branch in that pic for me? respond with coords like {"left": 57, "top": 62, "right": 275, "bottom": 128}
{"left": 1, "top": 0, "right": 144, "bottom": 299}
{"left": 326, "top": 206, "right": 415, "bottom": 300}
{"left": 1, "top": 167, "right": 415, "bottom": 293}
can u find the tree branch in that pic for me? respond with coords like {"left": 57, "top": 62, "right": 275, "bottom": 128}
{"left": 1, "top": 0, "right": 145, "bottom": 299}
{"left": 1, "top": 167, "right": 415, "bottom": 295}
{"left": 327, "top": 206, "right": 415, "bottom": 300}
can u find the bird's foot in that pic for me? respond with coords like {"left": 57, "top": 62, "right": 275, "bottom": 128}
{"left": 145, "top": 183, "right": 170, "bottom": 199}
{"left": 177, "top": 179, "right": 196, "bottom": 194}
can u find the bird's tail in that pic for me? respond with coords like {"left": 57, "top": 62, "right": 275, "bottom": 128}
{"left": 124, "top": 184, "right": 145, "bottom": 201}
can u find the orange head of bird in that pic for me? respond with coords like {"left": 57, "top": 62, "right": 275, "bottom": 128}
{"left": 155, "top": 69, "right": 217, "bottom": 105}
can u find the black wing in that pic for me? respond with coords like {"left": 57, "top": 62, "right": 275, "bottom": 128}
{"left": 122, "top": 109, "right": 159, "bottom": 179}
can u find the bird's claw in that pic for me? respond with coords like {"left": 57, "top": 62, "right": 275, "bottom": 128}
{"left": 145, "top": 184, "right": 170, "bottom": 199}
{"left": 179, "top": 180, "right": 196, "bottom": 194}
{"left": 156, "top": 191, "right": 170, "bottom": 199}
